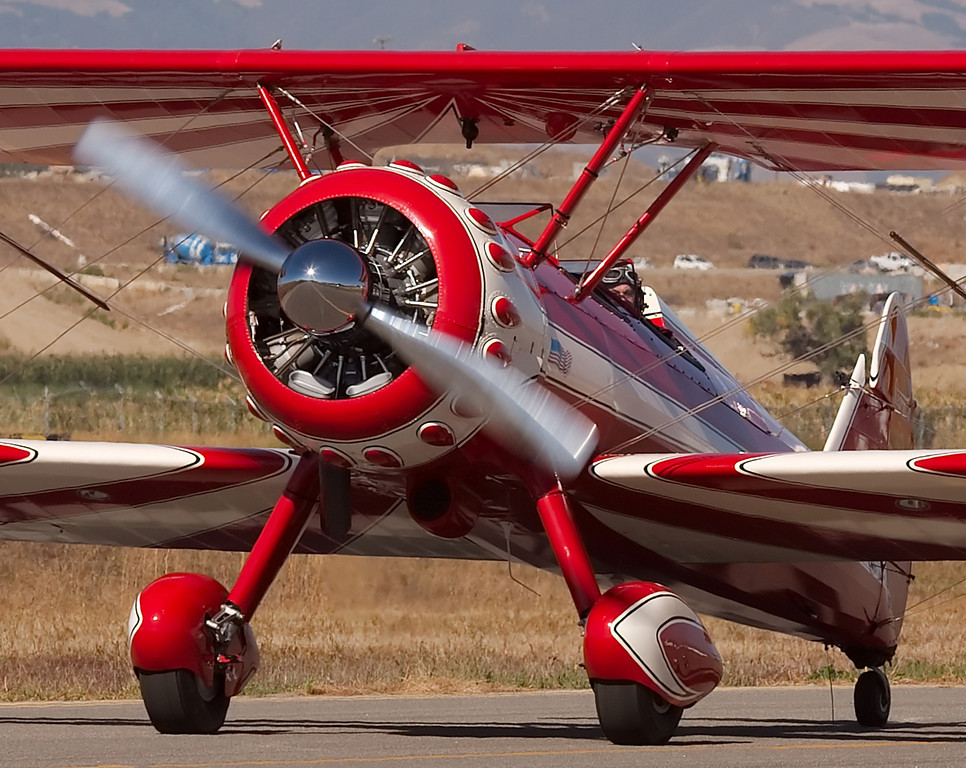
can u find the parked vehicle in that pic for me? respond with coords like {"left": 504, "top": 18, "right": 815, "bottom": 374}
{"left": 673, "top": 253, "right": 714, "bottom": 270}
{"left": 870, "top": 251, "right": 915, "bottom": 273}
{"left": 748, "top": 253, "right": 782, "bottom": 269}
{"left": 749, "top": 253, "right": 814, "bottom": 270}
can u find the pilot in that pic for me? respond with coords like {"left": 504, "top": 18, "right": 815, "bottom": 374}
{"left": 601, "top": 258, "right": 644, "bottom": 314}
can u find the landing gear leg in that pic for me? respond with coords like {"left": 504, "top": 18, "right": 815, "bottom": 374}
{"left": 533, "top": 484, "right": 600, "bottom": 617}
{"left": 532, "top": 486, "right": 716, "bottom": 747}
{"left": 135, "top": 453, "right": 322, "bottom": 734}
{"left": 223, "top": 453, "right": 322, "bottom": 620}
{"left": 853, "top": 667, "right": 890, "bottom": 727}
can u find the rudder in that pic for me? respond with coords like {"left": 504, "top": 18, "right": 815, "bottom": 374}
{"left": 824, "top": 293, "right": 915, "bottom": 451}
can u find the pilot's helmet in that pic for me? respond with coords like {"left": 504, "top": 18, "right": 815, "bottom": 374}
{"left": 601, "top": 259, "right": 641, "bottom": 292}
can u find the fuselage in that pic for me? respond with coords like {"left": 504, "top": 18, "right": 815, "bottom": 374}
{"left": 220, "top": 164, "right": 907, "bottom": 667}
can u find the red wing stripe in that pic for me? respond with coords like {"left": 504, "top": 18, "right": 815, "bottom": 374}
{"left": 0, "top": 444, "right": 36, "bottom": 465}
{"left": 598, "top": 451, "right": 966, "bottom": 522}
{"left": 911, "top": 453, "right": 966, "bottom": 477}
{"left": 0, "top": 442, "right": 294, "bottom": 525}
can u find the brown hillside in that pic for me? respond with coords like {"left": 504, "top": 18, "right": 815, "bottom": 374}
{"left": 1, "top": 158, "right": 965, "bottom": 396}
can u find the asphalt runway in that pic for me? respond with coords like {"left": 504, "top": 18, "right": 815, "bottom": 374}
{"left": 3, "top": 686, "right": 966, "bottom": 767}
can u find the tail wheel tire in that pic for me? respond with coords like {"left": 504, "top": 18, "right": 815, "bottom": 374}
{"left": 853, "top": 667, "right": 891, "bottom": 727}
{"left": 592, "top": 681, "right": 683, "bottom": 745}
{"left": 138, "top": 669, "right": 230, "bottom": 734}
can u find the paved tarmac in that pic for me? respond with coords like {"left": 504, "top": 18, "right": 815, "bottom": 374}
{"left": 2, "top": 686, "right": 966, "bottom": 767}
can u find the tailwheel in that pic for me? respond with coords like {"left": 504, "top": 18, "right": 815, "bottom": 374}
{"left": 853, "top": 667, "right": 890, "bottom": 727}
{"left": 592, "top": 681, "right": 683, "bottom": 745}
{"left": 138, "top": 669, "right": 230, "bottom": 734}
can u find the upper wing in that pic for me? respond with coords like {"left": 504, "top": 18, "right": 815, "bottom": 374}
{"left": 588, "top": 450, "right": 966, "bottom": 563}
{"left": 2, "top": 49, "right": 966, "bottom": 171}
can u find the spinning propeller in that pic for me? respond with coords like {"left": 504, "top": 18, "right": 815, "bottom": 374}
{"left": 75, "top": 119, "right": 598, "bottom": 481}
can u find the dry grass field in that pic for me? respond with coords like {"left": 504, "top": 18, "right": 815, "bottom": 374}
{"left": 3, "top": 160, "right": 966, "bottom": 701}
{"left": 3, "top": 543, "right": 966, "bottom": 701}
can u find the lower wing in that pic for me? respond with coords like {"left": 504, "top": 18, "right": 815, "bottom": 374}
{"left": 0, "top": 439, "right": 531, "bottom": 563}
{"left": 589, "top": 450, "right": 966, "bottom": 563}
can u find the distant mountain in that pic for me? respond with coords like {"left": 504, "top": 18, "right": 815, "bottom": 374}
{"left": 1, "top": 0, "right": 965, "bottom": 51}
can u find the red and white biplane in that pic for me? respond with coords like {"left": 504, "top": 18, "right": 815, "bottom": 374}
{"left": 0, "top": 47, "right": 965, "bottom": 744}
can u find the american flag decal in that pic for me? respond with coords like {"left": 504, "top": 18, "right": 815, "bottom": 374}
{"left": 548, "top": 338, "right": 572, "bottom": 374}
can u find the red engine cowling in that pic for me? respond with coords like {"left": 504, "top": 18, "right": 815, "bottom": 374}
{"left": 584, "top": 581, "right": 722, "bottom": 708}
{"left": 225, "top": 162, "right": 547, "bottom": 471}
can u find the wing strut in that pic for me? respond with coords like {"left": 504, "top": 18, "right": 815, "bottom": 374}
{"left": 522, "top": 85, "right": 650, "bottom": 268}
{"left": 257, "top": 84, "right": 312, "bottom": 181}
{"left": 574, "top": 143, "right": 716, "bottom": 300}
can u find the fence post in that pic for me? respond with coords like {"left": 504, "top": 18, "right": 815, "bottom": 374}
{"left": 155, "top": 390, "right": 164, "bottom": 436}
{"left": 115, "top": 384, "right": 125, "bottom": 432}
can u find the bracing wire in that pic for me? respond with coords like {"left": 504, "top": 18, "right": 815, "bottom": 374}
{"left": 0, "top": 104, "right": 288, "bottom": 385}
{"left": 464, "top": 130, "right": 918, "bottom": 439}
{"left": 466, "top": 89, "right": 633, "bottom": 201}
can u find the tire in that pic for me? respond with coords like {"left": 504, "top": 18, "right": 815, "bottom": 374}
{"left": 138, "top": 669, "right": 230, "bottom": 734}
{"left": 593, "top": 681, "right": 683, "bottom": 745}
{"left": 853, "top": 668, "right": 890, "bottom": 728}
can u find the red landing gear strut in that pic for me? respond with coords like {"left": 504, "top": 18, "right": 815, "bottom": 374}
{"left": 224, "top": 453, "right": 321, "bottom": 619}
{"left": 532, "top": 481, "right": 721, "bottom": 746}
{"left": 130, "top": 453, "right": 321, "bottom": 734}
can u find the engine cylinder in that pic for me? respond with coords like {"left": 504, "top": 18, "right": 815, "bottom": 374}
{"left": 227, "top": 166, "right": 483, "bottom": 443}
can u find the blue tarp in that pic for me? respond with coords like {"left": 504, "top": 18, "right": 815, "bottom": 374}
{"left": 164, "top": 233, "right": 239, "bottom": 265}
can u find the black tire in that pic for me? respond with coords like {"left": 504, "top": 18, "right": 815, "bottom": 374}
{"left": 138, "top": 669, "right": 230, "bottom": 734}
{"left": 853, "top": 668, "right": 890, "bottom": 728}
{"left": 593, "top": 681, "right": 683, "bottom": 745}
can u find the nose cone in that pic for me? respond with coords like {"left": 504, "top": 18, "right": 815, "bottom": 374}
{"left": 277, "top": 239, "right": 369, "bottom": 334}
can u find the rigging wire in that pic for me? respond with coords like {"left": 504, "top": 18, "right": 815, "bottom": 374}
{"left": 272, "top": 85, "right": 376, "bottom": 164}
{"left": 466, "top": 88, "right": 635, "bottom": 201}
{"left": 0, "top": 139, "right": 286, "bottom": 385}
{"left": 606, "top": 285, "right": 951, "bottom": 453}
{"left": 580, "top": 142, "right": 634, "bottom": 275}
{"left": 0, "top": 89, "right": 237, "bottom": 278}
{"left": 553, "top": 149, "right": 693, "bottom": 253}
{"left": 903, "top": 573, "right": 966, "bottom": 618}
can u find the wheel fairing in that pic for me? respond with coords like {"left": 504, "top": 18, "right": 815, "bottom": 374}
{"left": 584, "top": 581, "right": 722, "bottom": 708}
{"left": 129, "top": 572, "right": 227, "bottom": 687}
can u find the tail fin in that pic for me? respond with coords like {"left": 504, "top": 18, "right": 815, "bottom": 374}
{"left": 824, "top": 293, "right": 916, "bottom": 451}
{"left": 825, "top": 294, "right": 915, "bottom": 662}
